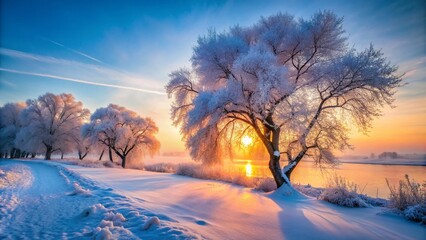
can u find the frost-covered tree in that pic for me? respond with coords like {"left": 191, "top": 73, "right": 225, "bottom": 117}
{"left": 16, "top": 93, "right": 90, "bottom": 160}
{"left": 166, "top": 11, "right": 402, "bottom": 188}
{"left": 82, "top": 104, "right": 160, "bottom": 168}
{"left": 0, "top": 102, "right": 26, "bottom": 158}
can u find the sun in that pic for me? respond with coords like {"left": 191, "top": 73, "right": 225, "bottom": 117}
{"left": 241, "top": 135, "right": 253, "bottom": 147}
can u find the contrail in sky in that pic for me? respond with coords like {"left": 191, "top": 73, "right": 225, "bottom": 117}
{"left": 0, "top": 68, "right": 166, "bottom": 95}
{"left": 43, "top": 38, "right": 104, "bottom": 64}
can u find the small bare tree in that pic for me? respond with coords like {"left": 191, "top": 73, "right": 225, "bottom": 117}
{"left": 166, "top": 11, "right": 402, "bottom": 188}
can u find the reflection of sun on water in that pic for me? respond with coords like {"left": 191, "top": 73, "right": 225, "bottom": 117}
{"left": 241, "top": 135, "right": 253, "bottom": 147}
{"left": 245, "top": 162, "right": 253, "bottom": 177}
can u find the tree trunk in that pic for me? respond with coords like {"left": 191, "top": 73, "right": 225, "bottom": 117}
{"left": 99, "top": 149, "right": 105, "bottom": 161}
{"left": 269, "top": 154, "right": 287, "bottom": 188}
{"left": 10, "top": 148, "right": 16, "bottom": 159}
{"left": 268, "top": 127, "right": 289, "bottom": 188}
{"left": 31, "top": 153, "right": 36, "bottom": 158}
{"left": 79, "top": 150, "right": 88, "bottom": 160}
{"left": 111, "top": 147, "right": 127, "bottom": 168}
{"left": 61, "top": 152, "right": 64, "bottom": 159}
{"left": 25, "top": 152, "right": 30, "bottom": 158}
{"left": 45, "top": 146, "right": 53, "bottom": 160}
{"left": 121, "top": 155, "right": 127, "bottom": 168}
{"left": 108, "top": 146, "right": 113, "bottom": 162}
{"left": 14, "top": 149, "right": 21, "bottom": 158}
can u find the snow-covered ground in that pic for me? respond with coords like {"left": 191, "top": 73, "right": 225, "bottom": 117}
{"left": 0, "top": 159, "right": 425, "bottom": 239}
{"left": 0, "top": 159, "right": 201, "bottom": 239}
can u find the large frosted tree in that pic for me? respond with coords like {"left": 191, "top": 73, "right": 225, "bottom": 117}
{"left": 82, "top": 104, "right": 160, "bottom": 168}
{"left": 16, "top": 93, "right": 90, "bottom": 160}
{"left": 166, "top": 11, "right": 402, "bottom": 188}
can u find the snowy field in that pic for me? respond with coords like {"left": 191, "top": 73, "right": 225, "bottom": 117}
{"left": 0, "top": 159, "right": 425, "bottom": 239}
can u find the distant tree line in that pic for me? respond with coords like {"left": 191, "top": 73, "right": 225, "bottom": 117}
{"left": 378, "top": 152, "right": 399, "bottom": 159}
{"left": 0, "top": 92, "right": 160, "bottom": 168}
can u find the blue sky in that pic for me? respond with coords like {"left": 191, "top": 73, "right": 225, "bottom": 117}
{"left": 1, "top": 0, "right": 425, "bottom": 154}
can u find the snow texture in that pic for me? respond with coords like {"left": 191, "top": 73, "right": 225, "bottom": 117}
{"left": 0, "top": 159, "right": 202, "bottom": 239}
{"left": 64, "top": 160, "right": 425, "bottom": 239}
{"left": 142, "top": 216, "right": 160, "bottom": 230}
{"left": 69, "top": 182, "right": 92, "bottom": 196}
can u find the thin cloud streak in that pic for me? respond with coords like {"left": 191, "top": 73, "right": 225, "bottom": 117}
{"left": 0, "top": 68, "right": 166, "bottom": 95}
{"left": 0, "top": 47, "right": 162, "bottom": 89}
{"left": 43, "top": 38, "right": 104, "bottom": 63}
{"left": 0, "top": 47, "right": 88, "bottom": 66}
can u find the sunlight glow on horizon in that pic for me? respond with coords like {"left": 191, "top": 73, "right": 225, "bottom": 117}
{"left": 245, "top": 162, "right": 253, "bottom": 178}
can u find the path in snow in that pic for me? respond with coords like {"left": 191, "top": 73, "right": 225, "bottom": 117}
{"left": 0, "top": 160, "right": 93, "bottom": 238}
{"left": 0, "top": 160, "right": 201, "bottom": 239}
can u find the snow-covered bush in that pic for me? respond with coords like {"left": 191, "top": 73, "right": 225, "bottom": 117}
{"left": 175, "top": 163, "right": 199, "bottom": 178}
{"left": 386, "top": 174, "right": 426, "bottom": 210}
{"left": 319, "top": 187, "right": 369, "bottom": 208}
{"left": 387, "top": 175, "right": 426, "bottom": 224}
{"left": 103, "top": 161, "right": 119, "bottom": 168}
{"left": 294, "top": 184, "right": 323, "bottom": 198}
{"left": 144, "top": 163, "right": 176, "bottom": 173}
{"left": 175, "top": 163, "right": 229, "bottom": 182}
{"left": 51, "top": 158, "right": 123, "bottom": 169}
{"left": 293, "top": 183, "right": 387, "bottom": 207}
{"left": 175, "top": 163, "right": 259, "bottom": 188}
{"left": 254, "top": 178, "right": 277, "bottom": 192}
{"left": 318, "top": 176, "right": 369, "bottom": 207}
{"left": 358, "top": 194, "right": 387, "bottom": 207}
{"left": 231, "top": 175, "right": 255, "bottom": 188}
{"left": 403, "top": 204, "right": 426, "bottom": 224}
